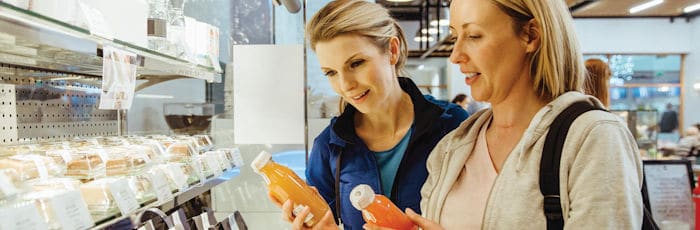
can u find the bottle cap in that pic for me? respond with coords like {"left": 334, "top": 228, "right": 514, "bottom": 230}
{"left": 250, "top": 151, "right": 272, "bottom": 174}
{"left": 350, "top": 184, "right": 375, "bottom": 210}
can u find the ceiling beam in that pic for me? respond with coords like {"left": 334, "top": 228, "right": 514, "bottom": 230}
{"left": 569, "top": 0, "right": 597, "bottom": 13}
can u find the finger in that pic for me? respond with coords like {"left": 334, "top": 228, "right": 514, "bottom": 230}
{"left": 405, "top": 208, "right": 440, "bottom": 229}
{"left": 281, "top": 200, "right": 295, "bottom": 223}
{"left": 292, "top": 205, "right": 311, "bottom": 230}
{"left": 317, "top": 210, "right": 337, "bottom": 229}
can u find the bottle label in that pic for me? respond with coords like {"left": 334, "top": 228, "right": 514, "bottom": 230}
{"left": 292, "top": 205, "right": 314, "bottom": 224}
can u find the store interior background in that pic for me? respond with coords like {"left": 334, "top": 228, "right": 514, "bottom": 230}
{"left": 7, "top": 0, "right": 695, "bottom": 228}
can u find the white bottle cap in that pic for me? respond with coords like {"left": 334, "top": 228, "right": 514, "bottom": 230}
{"left": 350, "top": 184, "right": 375, "bottom": 210}
{"left": 250, "top": 151, "right": 272, "bottom": 174}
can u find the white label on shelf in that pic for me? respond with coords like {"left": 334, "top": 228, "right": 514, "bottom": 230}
{"left": 0, "top": 202, "right": 48, "bottom": 230}
{"left": 78, "top": 2, "right": 114, "bottom": 40}
{"left": 170, "top": 210, "right": 187, "bottom": 230}
{"left": 28, "top": 155, "right": 49, "bottom": 179}
{"left": 49, "top": 191, "right": 94, "bottom": 230}
{"left": 228, "top": 214, "right": 240, "bottom": 230}
{"left": 190, "top": 160, "right": 207, "bottom": 182}
{"left": 205, "top": 154, "right": 222, "bottom": 176}
{"left": 108, "top": 178, "right": 140, "bottom": 216}
{"left": 197, "top": 212, "right": 211, "bottom": 229}
{"left": 99, "top": 46, "right": 137, "bottom": 110}
{"left": 148, "top": 170, "right": 173, "bottom": 203}
{"left": 0, "top": 172, "right": 18, "bottom": 198}
{"left": 231, "top": 148, "right": 244, "bottom": 168}
{"left": 137, "top": 220, "right": 155, "bottom": 230}
{"left": 167, "top": 164, "right": 189, "bottom": 190}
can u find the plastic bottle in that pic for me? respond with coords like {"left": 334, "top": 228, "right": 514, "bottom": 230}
{"left": 251, "top": 151, "right": 329, "bottom": 227}
{"left": 349, "top": 184, "right": 417, "bottom": 230}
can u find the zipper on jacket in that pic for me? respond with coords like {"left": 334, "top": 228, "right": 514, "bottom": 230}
{"left": 369, "top": 153, "right": 384, "bottom": 195}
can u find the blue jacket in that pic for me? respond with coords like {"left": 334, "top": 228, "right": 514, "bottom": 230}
{"left": 306, "top": 77, "right": 468, "bottom": 230}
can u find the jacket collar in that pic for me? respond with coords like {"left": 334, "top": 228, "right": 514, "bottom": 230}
{"left": 329, "top": 77, "right": 444, "bottom": 147}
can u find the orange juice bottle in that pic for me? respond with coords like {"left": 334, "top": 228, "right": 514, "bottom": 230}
{"left": 251, "top": 151, "right": 330, "bottom": 227}
{"left": 350, "top": 184, "right": 417, "bottom": 230}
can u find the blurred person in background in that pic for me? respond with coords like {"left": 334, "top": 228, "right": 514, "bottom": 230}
{"left": 584, "top": 58, "right": 611, "bottom": 108}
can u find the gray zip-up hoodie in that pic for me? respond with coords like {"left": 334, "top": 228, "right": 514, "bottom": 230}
{"left": 421, "top": 92, "right": 643, "bottom": 229}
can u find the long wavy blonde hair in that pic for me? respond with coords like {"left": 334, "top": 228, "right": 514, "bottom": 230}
{"left": 584, "top": 58, "right": 611, "bottom": 107}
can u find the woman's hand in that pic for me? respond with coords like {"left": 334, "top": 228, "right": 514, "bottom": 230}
{"left": 362, "top": 208, "right": 443, "bottom": 230}
{"left": 268, "top": 187, "right": 339, "bottom": 230}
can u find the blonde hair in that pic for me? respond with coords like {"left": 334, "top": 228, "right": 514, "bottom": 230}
{"left": 306, "top": 0, "right": 408, "bottom": 76}
{"left": 584, "top": 58, "right": 611, "bottom": 107}
{"left": 491, "top": 0, "right": 585, "bottom": 101}
{"left": 307, "top": 0, "right": 409, "bottom": 113}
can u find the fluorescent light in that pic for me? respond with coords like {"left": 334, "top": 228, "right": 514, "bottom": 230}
{"left": 413, "top": 36, "right": 434, "bottom": 42}
{"left": 629, "top": 0, "right": 663, "bottom": 14}
{"left": 429, "top": 19, "right": 449, "bottom": 27}
{"left": 421, "top": 28, "right": 439, "bottom": 35}
{"left": 694, "top": 83, "right": 700, "bottom": 91}
{"left": 684, "top": 3, "right": 700, "bottom": 13}
{"left": 657, "top": 86, "right": 670, "bottom": 92}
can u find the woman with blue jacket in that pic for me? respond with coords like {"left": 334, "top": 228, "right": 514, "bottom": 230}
{"left": 269, "top": 1, "right": 468, "bottom": 229}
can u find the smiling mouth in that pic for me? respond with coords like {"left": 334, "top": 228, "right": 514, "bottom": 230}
{"left": 352, "top": 90, "right": 369, "bottom": 100}
{"left": 465, "top": 73, "right": 481, "bottom": 79}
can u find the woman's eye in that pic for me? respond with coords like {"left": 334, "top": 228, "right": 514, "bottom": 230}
{"left": 467, "top": 35, "right": 481, "bottom": 40}
{"left": 324, "top": 70, "right": 336, "bottom": 77}
{"left": 350, "top": 60, "right": 364, "bottom": 68}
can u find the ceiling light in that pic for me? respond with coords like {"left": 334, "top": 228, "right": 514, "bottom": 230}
{"left": 413, "top": 36, "right": 434, "bottom": 42}
{"left": 694, "top": 83, "right": 700, "bottom": 91}
{"left": 629, "top": 0, "right": 663, "bottom": 14}
{"left": 684, "top": 3, "right": 700, "bottom": 13}
{"left": 421, "top": 28, "right": 439, "bottom": 35}
{"left": 429, "top": 19, "right": 449, "bottom": 27}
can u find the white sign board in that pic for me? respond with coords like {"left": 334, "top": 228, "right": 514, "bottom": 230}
{"left": 643, "top": 161, "right": 694, "bottom": 228}
{"left": 233, "top": 45, "right": 305, "bottom": 144}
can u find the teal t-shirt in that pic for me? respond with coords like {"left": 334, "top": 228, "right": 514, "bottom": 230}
{"left": 373, "top": 128, "right": 413, "bottom": 197}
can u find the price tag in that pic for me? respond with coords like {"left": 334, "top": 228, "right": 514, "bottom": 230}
{"left": 167, "top": 164, "right": 189, "bottom": 190}
{"left": 205, "top": 153, "right": 222, "bottom": 176}
{"left": 49, "top": 191, "right": 94, "bottom": 230}
{"left": 230, "top": 148, "right": 244, "bottom": 168}
{"left": 228, "top": 215, "right": 240, "bottom": 230}
{"left": 78, "top": 2, "right": 114, "bottom": 40}
{"left": 108, "top": 178, "right": 140, "bottom": 216}
{"left": 147, "top": 170, "right": 173, "bottom": 203}
{"left": 0, "top": 202, "right": 48, "bottom": 230}
{"left": 137, "top": 220, "right": 155, "bottom": 230}
{"left": 169, "top": 209, "right": 189, "bottom": 230}
{"left": 99, "top": 46, "right": 137, "bottom": 110}
{"left": 190, "top": 159, "right": 207, "bottom": 182}
{"left": 0, "top": 172, "right": 18, "bottom": 198}
{"left": 195, "top": 212, "right": 211, "bottom": 230}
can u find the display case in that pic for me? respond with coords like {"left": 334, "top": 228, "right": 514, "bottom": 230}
{"left": 611, "top": 109, "right": 659, "bottom": 150}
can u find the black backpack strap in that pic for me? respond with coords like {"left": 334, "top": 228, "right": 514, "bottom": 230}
{"left": 540, "top": 101, "right": 603, "bottom": 230}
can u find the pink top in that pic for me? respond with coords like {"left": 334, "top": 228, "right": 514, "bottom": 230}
{"left": 440, "top": 120, "right": 497, "bottom": 229}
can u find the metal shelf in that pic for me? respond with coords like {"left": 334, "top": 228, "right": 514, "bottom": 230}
{"left": 0, "top": 2, "right": 222, "bottom": 83}
{"left": 91, "top": 168, "right": 241, "bottom": 229}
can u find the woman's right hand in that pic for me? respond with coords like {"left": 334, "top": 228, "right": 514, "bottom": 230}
{"left": 268, "top": 190, "right": 339, "bottom": 230}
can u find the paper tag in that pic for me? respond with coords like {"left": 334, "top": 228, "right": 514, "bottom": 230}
{"left": 137, "top": 220, "right": 155, "bottom": 230}
{"left": 200, "top": 212, "right": 211, "bottom": 228}
{"left": 167, "top": 164, "right": 189, "bottom": 190}
{"left": 29, "top": 155, "right": 49, "bottom": 179}
{"left": 99, "top": 46, "right": 137, "bottom": 110}
{"left": 49, "top": 191, "right": 94, "bottom": 230}
{"left": 108, "top": 178, "right": 140, "bottom": 216}
{"left": 0, "top": 202, "right": 48, "bottom": 230}
{"left": 53, "top": 150, "right": 73, "bottom": 164}
{"left": 170, "top": 210, "right": 187, "bottom": 230}
{"left": 78, "top": 2, "right": 114, "bottom": 40}
{"left": 230, "top": 148, "right": 244, "bottom": 168}
{"left": 227, "top": 215, "right": 239, "bottom": 230}
{"left": 147, "top": 170, "right": 173, "bottom": 203}
{"left": 190, "top": 159, "right": 207, "bottom": 182}
{"left": 0, "top": 172, "right": 18, "bottom": 198}
{"left": 205, "top": 154, "right": 222, "bottom": 176}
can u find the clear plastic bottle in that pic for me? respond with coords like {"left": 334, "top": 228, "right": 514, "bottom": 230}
{"left": 350, "top": 184, "right": 417, "bottom": 230}
{"left": 147, "top": 0, "right": 169, "bottom": 52}
{"left": 251, "top": 151, "right": 329, "bottom": 227}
